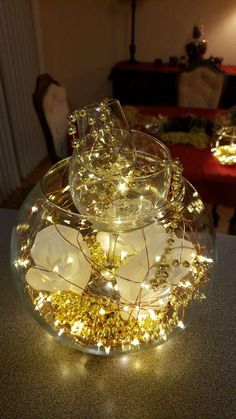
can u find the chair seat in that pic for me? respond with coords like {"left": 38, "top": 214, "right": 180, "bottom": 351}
{"left": 43, "top": 83, "right": 69, "bottom": 159}
{"left": 33, "top": 74, "right": 69, "bottom": 163}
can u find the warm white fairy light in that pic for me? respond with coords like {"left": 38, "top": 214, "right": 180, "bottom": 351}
{"left": 35, "top": 302, "right": 44, "bottom": 311}
{"left": 120, "top": 355, "right": 128, "bottom": 364}
{"left": 115, "top": 218, "right": 122, "bottom": 225}
{"left": 131, "top": 338, "right": 140, "bottom": 346}
{"left": 58, "top": 328, "right": 64, "bottom": 336}
{"left": 35, "top": 293, "right": 46, "bottom": 310}
{"left": 102, "top": 270, "right": 112, "bottom": 279}
{"left": 144, "top": 332, "right": 150, "bottom": 341}
{"left": 179, "top": 281, "right": 191, "bottom": 288}
{"left": 187, "top": 205, "right": 194, "bottom": 214}
{"left": 177, "top": 320, "right": 185, "bottom": 329}
{"left": 148, "top": 309, "right": 157, "bottom": 320}
{"left": 159, "top": 327, "right": 167, "bottom": 340}
{"left": 99, "top": 308, "right": 106, "bottom": 315}
{"left": 31, "top": 206, "right": 38, "bottom": 213}
{"left": 14, "top": 258, "right": 30, "bottom": 268}
{"left": 49, "top": 195, "right": 56, "bottom": 201}
{"left": 141, "top": 282, "right": 150, "bottom": 290}
{"left": 198, "top": 255, "right": 213, "bottom": 264}
{"left": 71, "top": 321, "right": 84, "bottom": 333}
{"left": 120, "top": 250, "right": 128, "bottom": 261}
{"left": 16, "top": 223, "right": 29, "bottom": 232}
{"left": 138, "top": 313, "right": 147, "bottom": 321}
{"left": 62, "top": 185, "right": 70, "bottom": 193}
{"left": 105, "top": 346, "right": 111, "bottom": 354}
{"left": 118, "top": 182, "right": 128, "bottom": 194}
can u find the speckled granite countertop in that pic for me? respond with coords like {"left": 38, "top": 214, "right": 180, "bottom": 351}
{"left": 0, "top": 209, "right": 235, "bottom": 419}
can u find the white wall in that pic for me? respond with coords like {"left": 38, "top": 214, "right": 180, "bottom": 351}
{"left": 135, "top": 0, "right": 236, "bottom": 63}
{"left": 38, "top": 0, "right": 236, "bottom": 110}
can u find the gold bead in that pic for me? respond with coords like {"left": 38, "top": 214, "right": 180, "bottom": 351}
{"left": 67, "top": 112, "right": 77, "bottom": 123}
{"left": 172, "top": 259, "right": 179, "bottom": 266}
{"left": 182, "top": 260, "right": 190, "bottom": 268}
{"left": 88, "top": 117, "right": 95, "bottom": 125}
{"left": 79, "top": 109, "right": 86, "bottom": 117}
{"left": 100, "top": 113, "right": 106, "bottom": 122}
{"left": 72, "top": 139, "right": 79, "bottom": 148}
{"left": 100, "top": 101, "right": 107, "bottom": 110}
{"left": 67, "top": 123, "right": 77, "bottom": 135}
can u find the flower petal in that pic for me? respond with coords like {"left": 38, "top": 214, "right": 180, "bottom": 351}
{"left": 27, "top": 224, "right": 91, "bottom": 293}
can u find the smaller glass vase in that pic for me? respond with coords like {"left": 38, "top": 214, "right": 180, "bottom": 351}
{"left": 211, "top": 114, "right": 236, "bottom": 165}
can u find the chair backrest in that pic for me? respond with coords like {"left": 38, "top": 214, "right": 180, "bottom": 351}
{"left": 178, "top": 64, "right": 226, "bottom": 109}
{"left": 33, "top": 74, "right": 69, "bottom": 163}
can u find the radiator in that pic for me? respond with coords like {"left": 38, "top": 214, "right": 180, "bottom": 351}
{"left": 0, "top": 0, "right": 47, "bottom": 204}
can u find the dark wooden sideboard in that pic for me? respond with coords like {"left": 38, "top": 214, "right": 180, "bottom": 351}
{"left": 109, "top": 61, "right": 236, "bottom": 108}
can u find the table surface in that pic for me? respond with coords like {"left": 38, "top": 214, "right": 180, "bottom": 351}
{"left": 1, "top": 209, "right": 236, "bottom": 419}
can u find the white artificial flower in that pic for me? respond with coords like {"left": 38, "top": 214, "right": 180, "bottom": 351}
{"left": 26, "top": 224, "right": 91, "bottom": 293}
{"left": 98, "top": 222, "right": 196, "bottom": 307}
{"left": 97, "top": 223, "right": 165, "bottom": 258}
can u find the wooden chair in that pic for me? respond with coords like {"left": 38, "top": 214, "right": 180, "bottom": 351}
{"left": 178, "top": 63, "right": 232, "bottom": 230}
{"left": 33, "top": 74, "right": 69, "bottom": 163}
{"left": 178, "top": 62, "right": 226, "bottom": 109}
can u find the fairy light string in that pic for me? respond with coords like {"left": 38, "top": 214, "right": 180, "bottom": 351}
{"left": 19, "top": 168, "right": 212, "bottom": 352}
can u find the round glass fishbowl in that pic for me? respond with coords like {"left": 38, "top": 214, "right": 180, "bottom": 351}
{"left": 11, "top": 131, "right": 215, "bottom": 356}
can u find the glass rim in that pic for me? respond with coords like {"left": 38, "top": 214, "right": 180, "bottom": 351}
{"left": 74, "top": 130, "right": 172, "bottom": 180}
{"left": 75, "top": 98, "right": 121, "bottom": 112}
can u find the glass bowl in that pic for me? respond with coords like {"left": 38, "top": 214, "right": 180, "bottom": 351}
{"left": 11, "top": 145, "right": 215, "bottom": 356}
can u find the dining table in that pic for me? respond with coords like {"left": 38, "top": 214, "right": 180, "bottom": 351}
{"left": 119, "top": 105, "right": 236, "bottom": 233}
{"left": 125, "top": 106, "right": 236, "bottom": 207}
{"left": 1, "top": 208, "right": 236, "bottom": 418}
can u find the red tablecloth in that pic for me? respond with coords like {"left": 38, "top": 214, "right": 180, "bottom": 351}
{"left": 169, "top": 144, "right": 236, "bottom": 206}
{"left": 135, "top": 107, "right": 236, "bottom": 207}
